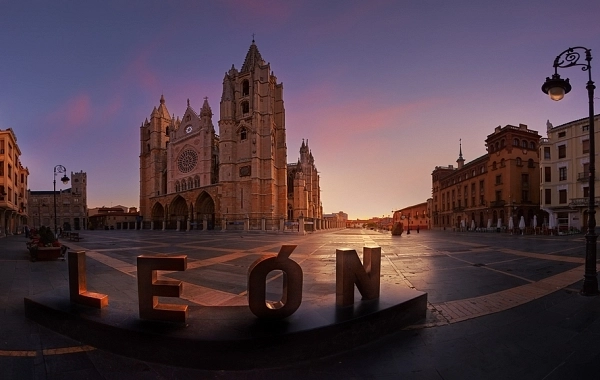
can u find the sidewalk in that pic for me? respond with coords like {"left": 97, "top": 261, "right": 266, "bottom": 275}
{"left": 1, "top": 230, "right": 600, "bottom": 379}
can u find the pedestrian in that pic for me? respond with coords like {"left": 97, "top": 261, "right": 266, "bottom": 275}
{"left": 417, "top": 225, "right": 420, "bottom": 233}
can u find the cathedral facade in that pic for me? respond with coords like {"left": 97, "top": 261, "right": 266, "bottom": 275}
{"left": 139, "top": 41, "right": 322, "bottom": 230}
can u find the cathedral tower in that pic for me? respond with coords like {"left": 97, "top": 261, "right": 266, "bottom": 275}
{"left": 139, "top": 95, "right": 171, "bottom": 219}
{"left": 218, "top": 40, "right": 287, "bottom": 220}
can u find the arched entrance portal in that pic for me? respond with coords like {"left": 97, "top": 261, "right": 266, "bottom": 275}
{"left": 169, "top": 196, "right": 188, "bottom": 230}
{"left": 151, "top": 202, "right": 165, "bottom": 230}
{"left": 195, "top": 192, "right": 215, "bottom": 230}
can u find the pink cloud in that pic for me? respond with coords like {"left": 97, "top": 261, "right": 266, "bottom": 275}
{"left": 46, "top": 93, "right": 92, "bottom": 130}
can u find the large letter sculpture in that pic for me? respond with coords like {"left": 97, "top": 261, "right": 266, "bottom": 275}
{"left": 247, "top": 245, "right": 302, "bottom": 318}
{"left": 137, "top": 255, "right": 188, "bottom": 322}
{"left": 68, "top": 251, "right": 108, "bottom": 308}
{"left": 336, "top": 246, "right": 381, "bottom": 307}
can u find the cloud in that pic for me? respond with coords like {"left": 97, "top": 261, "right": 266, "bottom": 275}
{"left": 45, "top": 93, "right": 92, "bottom": 132}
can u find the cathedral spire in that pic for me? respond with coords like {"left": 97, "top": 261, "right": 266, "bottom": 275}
{"left": 155, "top": 94, "right": 171, "bottom": 120}
{"left": 241, "top": 39, "right": 264, "bottom": 73}
{"left": 200, "top": 97, "right": 213, "bottom": 118}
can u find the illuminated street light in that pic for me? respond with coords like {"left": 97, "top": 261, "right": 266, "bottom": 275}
{"left": 542, "top": 47, "right": 598, "bottom": 295}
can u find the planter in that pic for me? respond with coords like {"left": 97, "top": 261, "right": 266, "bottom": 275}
{"left": 29, "top": 245, "right": 67, "bottom": 262}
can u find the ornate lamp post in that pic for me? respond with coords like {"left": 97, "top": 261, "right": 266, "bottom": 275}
{"left": 542, "top": 46, "right": 598, "bottom": 295}
{"left": 53, "top": 165, "right": 70, "bottom": 237}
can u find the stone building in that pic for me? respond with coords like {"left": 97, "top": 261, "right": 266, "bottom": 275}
{"left": 139, "top": 41, "right": 323, "bottom": 231}
{"left": 29, "top": 171, "right": 88, "bottom": 231}
{"left": 88, "top": 206, "right": 139, "bottom": 230}
{"left": 0, "top": 128, "right": 29, "bottom": 236}
{"left": 539, "top": 115, "right": 600, "bottom": 232}
{"left": 431, "top": 124, "right": 541, "bottom": 230}
{"left": 393, "top": 202, "right": 430, "bottom": 231}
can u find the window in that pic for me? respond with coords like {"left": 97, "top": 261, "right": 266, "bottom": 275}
{"left": 492, "top": 161, "right": 497, "bottom": 170}
{"left": 500, "top": 158, "right": 505, "bottom": 167}
{"left": 583, "top": 124, "right": 589, "bottom": 132}
{"left": 495, "top": 174, "right": 502, "bottom": 185}
{"left": 559, "top": 167, "right": 567, "bottom": 181}
{"left": 522, "top": 140, "right": 527, "bottom": 148}
{"left": 558, "top": 145, "right": 566, "bottom": 158}
{"left": 522, "top": 190, "right": 529, "bottom": 202}
{"left": 495, "top": 190, "right": 502, "bottom": 201}
{"left": 559, "top": 189, "right": 567, "bottom": 204}
{"left": 583, "top": 139, "right": 590, "bottom": 154}
{"left": 558, "top": 131, "right": 566, "bottom": 138}
{"left": 544, "top": 147, "right": 551, "bottom": 159}
{"left": 545, "top": 188, "right": 552, "bottom": 204}
{"left": 530, "top": 142, "right": 535, "bottom": 150}
{"left": 513, "top": 138, "right": 519, "bottom": 146}
{"left": 528, "top": 159, "right": 534, "bottom": 168}
{"left": 0, "top": 161, "right": 3, "bottom": 176}
{"left": 522, "top": 173, "right": 529, "bottom": 187}
{"left": 584, "top": 186, "right": 590, "bottom": 198}
{"left": 516, "top": 157, "right": 522, "bottom": 166}
{"left": 240, "top": 127, "right": 247, "bottom": 141}
{"left": 241, "top": 101, "right": 249, "bottom": 114}
{"left": 544, "top": 166, "right": 551, "bottom": 182}
{"left": 242, "top": 80, "right": 249, "bottom": 96}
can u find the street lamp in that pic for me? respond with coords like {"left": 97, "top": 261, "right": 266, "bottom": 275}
{"left": 53, "top": 165, "right": 69, "bottom": 237}
{"left": 542, "top": 46, "right": 598, "bottom": 295}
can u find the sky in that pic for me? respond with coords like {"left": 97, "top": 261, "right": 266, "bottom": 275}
{"left": 1, "top": 0, "right": 600, "bottom": 220}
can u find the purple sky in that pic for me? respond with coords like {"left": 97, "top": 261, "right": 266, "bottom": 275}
{"left": 2, "top": 0, "right": 600, "bottom": 219}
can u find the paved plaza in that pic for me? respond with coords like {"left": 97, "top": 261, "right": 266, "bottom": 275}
{"left": 2, "top": 228, "right": 600, "bottom": 379}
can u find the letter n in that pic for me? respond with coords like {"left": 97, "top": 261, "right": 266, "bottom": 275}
{"left": 137, "top": 255, "right": 188, "bottom": 322}
{"left": 336, "top": 246, "right": 381, "bottom": 307}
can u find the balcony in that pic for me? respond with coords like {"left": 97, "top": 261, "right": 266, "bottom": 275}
{"left": 490, "top": 200, "right": 506, "bottom": 207}
{"left": 577, "top": 172, "right": 597, "bottom": 182}
{"left": 569, "top": 197, "right": 600, "bottom": 208}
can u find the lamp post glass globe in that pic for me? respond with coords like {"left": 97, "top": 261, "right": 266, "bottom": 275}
{"left": 541, "top": 74, "right": 571, "bottom": 101}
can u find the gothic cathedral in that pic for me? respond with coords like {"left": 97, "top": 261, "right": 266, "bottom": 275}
{"left": 139, "top": 41, "right": 322, "bottom": 230}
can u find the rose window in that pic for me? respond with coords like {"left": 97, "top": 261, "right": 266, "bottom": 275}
{"left": 177, "top": 149, "right": 198, "bottom": 173}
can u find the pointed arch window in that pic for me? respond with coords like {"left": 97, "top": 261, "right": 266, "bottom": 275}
{"left": 194, "top": 176, "right": 200, "bottom": 188}
{"left": 175, "top": 181, "right": 180, "bottom": 192}
{"left": 242, "top": 80, "right": 249, "bottom": 96}
{"left": 241, "top": 101, "right": 249, "bottom": 115}
{"left": 240, "top": 127, "right": 248, "bottom": 141}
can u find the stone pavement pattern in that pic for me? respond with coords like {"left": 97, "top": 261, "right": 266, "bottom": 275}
{"left": 1, "top": 229, "right": 600, "bottom": 379}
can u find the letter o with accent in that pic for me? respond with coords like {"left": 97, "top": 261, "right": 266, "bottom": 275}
{"left": 247, "top": 253, "right": 303, "bottom": 319}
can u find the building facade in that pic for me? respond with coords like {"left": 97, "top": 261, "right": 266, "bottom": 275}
{"left": 393, "top": 202, "right": 430, "bottom": 231}
{"left": 431, "top": 124, "right": 541, "bottom": 230}
{"left": 0, "top": 128, "right": 29, "bottom": 236}
{"left": 539, "top": 115, "right": 600, "bottom": 232}
{"left": 88, "top": 206, "right": 139, "bottom": 230}
{"left": 29, "top": 171, "right": 88, "bottom": 231}
{"left": 139, "top": 41, "right": 323, "bottom": 231}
